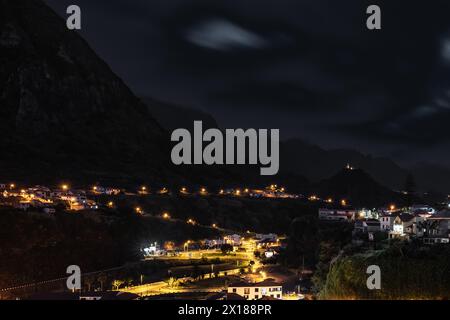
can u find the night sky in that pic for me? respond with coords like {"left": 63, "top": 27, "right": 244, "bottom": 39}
{"left": 45, "top": 0, "right": 450, "bottom": 167}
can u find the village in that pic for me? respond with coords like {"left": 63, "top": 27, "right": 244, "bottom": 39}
{"left": 319, "top": 204, "right": 450, "bottom": 245}
{"left": 0, "top": 182, "right": 300, "bottom": 214}
{"left": 1, "top": 171, "right": 449, "bottom": 301}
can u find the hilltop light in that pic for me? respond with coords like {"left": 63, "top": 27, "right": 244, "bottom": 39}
{"left": 93, "top": 186, "right": 97, "bottom": 191}
{"left": 212, "top": 223, "right": 217, "bottom": 228}
{"left": 163, "top": 212, "right": 170, "bottom": 219}
{"left": 187, "top": 219, "right": 195, "bottom": 225}
{"left": 341, "top": 199, "right": 347, "bottom": 206}
{"left": 10, "top": 184, "right": 15, "bottom": 189}
{"left": 135, "top": 207, "right": 142, "bottom": 214}
{"left": 390, "top": 204, "right": 396, "bottom": 211}
{"left": 62, "top": 184, "right": 69, "bottom": 191}
{"left": 181, "top": 187, "right": 187, "bottom": 193}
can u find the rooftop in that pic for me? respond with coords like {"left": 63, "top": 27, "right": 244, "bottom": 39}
{"left": 229, "top": 280, "right": 281, "bottom": 288}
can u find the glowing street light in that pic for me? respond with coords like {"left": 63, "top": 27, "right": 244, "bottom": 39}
{"left": 157, "top": 187, "right": 168, "bottom": 195}
{"left": 389, "top": 204, "right": 396, "bottom": 211}
{"left": 107, "top": 201, "right": 114, "bottom": 208}
{"left": 184, "top": 240, "right": 191, "bottom": 252}
{"left": 61, "top": 184, "right": 69, "bottom": 191}
{"left": 162, "top": 212, "right": 170, "bottom": 219}
{"left": 341, "top": 199, "right": 347, "bottom": 206}
{"left": 212, "top": 223, "right": 217, "bottom": 228}
{"left": 9, "top": 184, "right": 15, "bottom": 189}
{"left": 135, "top": 207, "right": 142, "bottom": 214}
{"left": 187, "top": 218, "right": 195, "bottom": 225}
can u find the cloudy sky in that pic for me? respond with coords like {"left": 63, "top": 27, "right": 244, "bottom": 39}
{"left": 45, "top": 0, "right": 450, "bottom": 167}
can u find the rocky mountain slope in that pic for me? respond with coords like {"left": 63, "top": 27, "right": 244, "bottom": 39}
{"left": 0, "top": 0, "right": 171, "bottom": 185}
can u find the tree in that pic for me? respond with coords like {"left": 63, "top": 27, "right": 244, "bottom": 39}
{"left": 97, "top": 273, "right": 108, "bottom": 291}
{"left": 84, "top": 275, "right": 96, "bottom": 292}
{"left": 165, "top": 277, "right": 179, "bottom": 288}
{"left": 112, "top": 279, "right": 125, "bottom": 291}
{"left": 417, "top": 220, "right": 440, "bottom": 237}
{"left": 221, "top": 244, "right": 233, "bottom": 255}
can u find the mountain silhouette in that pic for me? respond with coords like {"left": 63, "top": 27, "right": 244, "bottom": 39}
{"left": 316, "top": 167, "right": 405, "bottom": 207}
{"left": 0, "top": 0, "right": 173, "bottom": 185}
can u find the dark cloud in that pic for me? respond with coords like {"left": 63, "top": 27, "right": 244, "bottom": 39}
{"left": 45, "top": 0, "right": 450, "bottom": 166}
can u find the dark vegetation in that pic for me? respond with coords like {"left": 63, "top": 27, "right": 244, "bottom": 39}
{"left": 319, "top": 241, "right": 450, "bottom": 300}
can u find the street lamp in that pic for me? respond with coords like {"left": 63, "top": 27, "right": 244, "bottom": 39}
{"left": 163, "top": 212, "right": 170, "bottom": 219}
{"left": 61, "top": 184, "right": 69, "bottom": 191}
{"left": 184, "top": 240, "right": 191, "bottom": 252}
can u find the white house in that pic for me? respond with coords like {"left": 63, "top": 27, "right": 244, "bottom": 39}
{"left": 255, "top": 233, "right": 278, "bottom": 242}
{"left": 423, "top": 210, "right": 450, "bottom": 244}
{"left": 354, "top": 219, "right": 381, "bottom": 234}
{"left": 318, "top": 208, "right": 355, "bottom": 222}
{"left": 389, "top": 214, "right": 416, "bottom": 239}
{"left": 379, "top": 214, "right": 398, "bottom": 232}
{"left": 204, "top": 239, "right": 225, "bottom": 248}
{"left": 227, "top": 280, "right": 283, "bottom": 300}
{"left": 224, "top": 234, "right": 242, "bottom": 246}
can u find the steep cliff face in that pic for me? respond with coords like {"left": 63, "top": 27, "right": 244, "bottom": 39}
{"left": 0, "top": 0, "right": 170, "bottom": 184}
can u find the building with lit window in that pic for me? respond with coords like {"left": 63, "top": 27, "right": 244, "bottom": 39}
{"left": 227, "top": 280, "right": 283, "bottom": 300}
